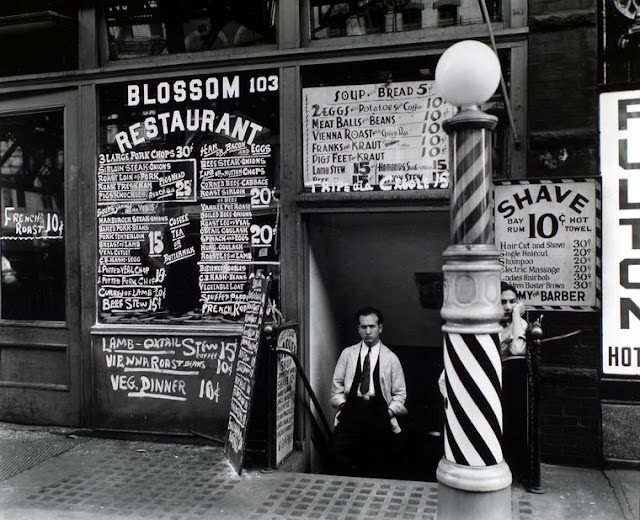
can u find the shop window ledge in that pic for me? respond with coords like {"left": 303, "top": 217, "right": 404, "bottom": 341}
{"left": 0, "top": 11, "right": 74, "bottom": 36}
{"left": 296, "top": 189, "right": 449, "bottom": 209}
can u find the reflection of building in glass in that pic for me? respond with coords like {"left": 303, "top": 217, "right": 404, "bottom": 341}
{"left": 106, "top": 0, "right": 277, "bottom": 59}
{"left": 602, "top": 0, "right": 640, "bottom": 84}
{"left": 0, "top": 111, "right": 66, "bottom": 321}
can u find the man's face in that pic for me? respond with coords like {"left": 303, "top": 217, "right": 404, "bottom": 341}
{"left": 501, "top": 290, "right": 517, "bottom": 319}
{"left": 358, "top": 313, "right": 382, "bottom": 346}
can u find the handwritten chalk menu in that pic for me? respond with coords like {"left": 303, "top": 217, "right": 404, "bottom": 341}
{"left": 225, "top": 274, "right": 270, "bottom": 474}
{"left": 275, "top": 323, "right": 298, "bottom": 466}
{"left": 302, "top": 80, "right": 453, "bottom": 193}
{"left": 495, "top": 179, "right": 600, "bottom": 310}
{"left": 92, "top": 331, "right": 240, "bottom": 437}
{"left": 97, "top": 71, "right": 279, "bottom": 324}
{"left": 2, "top": 207, "right": 64, "bottom": 239}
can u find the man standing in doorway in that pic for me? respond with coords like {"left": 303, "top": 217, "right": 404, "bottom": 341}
{"left": 330, "top": 306, "right": 407, "bottom": 477}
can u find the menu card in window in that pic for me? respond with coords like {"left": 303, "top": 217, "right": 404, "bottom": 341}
{"left": 96, "top": 71, "right": 280, "bottom": 324}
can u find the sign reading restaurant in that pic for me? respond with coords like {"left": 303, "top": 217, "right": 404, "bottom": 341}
{"left": 96, "top": 71, "right": 280, "bottom": 324}
{"left": 600, "top": 90, "right": 640, "bottom": 375}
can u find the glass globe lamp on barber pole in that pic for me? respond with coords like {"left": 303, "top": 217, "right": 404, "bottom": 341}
{"left": 434, "top": 41, "right": 512, "bottom": 519}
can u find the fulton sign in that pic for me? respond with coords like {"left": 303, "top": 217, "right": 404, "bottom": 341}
{"left": 600, "top": 90, "right": 640, "bottom": 375}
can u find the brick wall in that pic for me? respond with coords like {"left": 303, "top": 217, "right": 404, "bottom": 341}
{"left": 526, "top": 1, "right": 601, "bottom": 467}
{"left": 533, "top": 312, "right": 602, "bottom": 466}
{"left": 527, "top": 3, "right": 597, "bottom": 180}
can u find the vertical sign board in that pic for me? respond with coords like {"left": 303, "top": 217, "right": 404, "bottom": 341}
{"left": 302, "top": 81, "right": 453, "bottom": 193}
{"left": 275, "top": 323, "right": 298, "bottom": 466}
{"left": 495, "top": 179, "right": 600, "bottom": 310}
{"left": 225, "top": 274, "right": 270, "bottom": 473}
{"left": 600, "top": 91, "right": 640, "bottom": 375}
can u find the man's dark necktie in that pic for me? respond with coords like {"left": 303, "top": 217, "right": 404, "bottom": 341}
{"left": 360, "top": 346, "right": 371, "bottom": 395}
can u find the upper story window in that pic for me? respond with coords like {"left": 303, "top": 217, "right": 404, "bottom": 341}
{"left": 309, "top": 0, "right": 501, "bottom": 40}
{"left": 106, "top": 0, "right": 277, "bottom": 60}
{"left": 601, "top": 0, "right": 640, "bottom": 85}
{"left": 0, "top": 1, "right": 77, "bottom": 75}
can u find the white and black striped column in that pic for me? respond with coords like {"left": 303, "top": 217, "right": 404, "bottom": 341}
{"left": 442, "top": 331, "right": 503, "bottom": 466}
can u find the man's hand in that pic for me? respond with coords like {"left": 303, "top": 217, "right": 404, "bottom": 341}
{"left": 513, "top": 301, "right": 525, "bottom": 318}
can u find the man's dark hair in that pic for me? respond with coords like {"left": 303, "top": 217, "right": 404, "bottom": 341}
{"left": 355, "top": 306, "right": 384, "bottom": 324}
{"left": 501, "top": 281, "right": 518, "bottom": 295}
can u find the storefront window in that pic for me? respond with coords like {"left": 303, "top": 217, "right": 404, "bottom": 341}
{"left": 0, "top": 110, "right": 66, "bottom": 321}
{"left": 309, "top": 0, "right": 501, "bottom": 39}
{"left": 601, "top": 0, "right": 640, "bottom": 85}
{"left": 0, "top": 1, "right": 77, "bottom": 75}
{"left": 97, "top": 71, "right": 280, "bottom": 324}
{"left": 106, "top": 1, "right": 277, "bottom": 60}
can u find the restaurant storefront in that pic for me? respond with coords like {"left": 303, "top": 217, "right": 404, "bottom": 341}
{"left": 0, "top": 0, "right": 541, "bottom": 475}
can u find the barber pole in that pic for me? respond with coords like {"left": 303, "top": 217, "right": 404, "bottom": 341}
{"left": 449, "top": 125, "right": 494, "bottom": 245}
{"left": 441, "top": 112, "right": 505, "bottom": 468}
{"left": 437, "top": 109, "right": 512, "bottom": 519}
{"left": 434, "top": 40, "right": 511, "bottom": 519}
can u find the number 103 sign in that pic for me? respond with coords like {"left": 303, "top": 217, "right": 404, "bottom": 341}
{"left": 494, "top": 178, "right": 600, "bottom": 310}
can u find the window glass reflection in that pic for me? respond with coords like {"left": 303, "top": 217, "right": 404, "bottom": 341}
{"left": 309, "top": 0, "right": 501, "bottom": 40}
{"left": 0, "top": 110, "right": 65, "bottom": 321}
{"left": 106, "top": 1, "right": 277, "bottom": 60}
{"left": 0, "top": 1, "right": 77, "bottom": 75}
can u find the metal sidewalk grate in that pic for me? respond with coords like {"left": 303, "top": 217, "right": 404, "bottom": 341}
{"left": 249, "top": 475, "right": 438, "bottom": 520}
{"left": 0, "top": 434, "right": 76, "bottom": 482}
{"left": 22, "top": 440, "right": 241, "bottom": 520}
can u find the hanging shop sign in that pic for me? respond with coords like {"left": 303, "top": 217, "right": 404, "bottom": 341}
{"left": 600, "top": 90, "right": 640, "bottom": 375}
{"left": 494, "top": 178, "right": 600, "bottom": 310}
{"left": 302, "top": 80, "right": 453, "bottom": 193}
{"left": 96, "top": 72, "right": 280, "bottom": 325}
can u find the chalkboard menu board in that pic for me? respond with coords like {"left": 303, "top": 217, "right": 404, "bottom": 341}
{"left": 97, "top": 71, "right": 280, "bottom": 325}
{"left": 92, "top": 328, "right": 241, "bottom": 437}
{"left": 275, "top": 323, "right": 298, "bottom": 466}
{"left": 225, "top": 273, "right": 270, "bottom": 473}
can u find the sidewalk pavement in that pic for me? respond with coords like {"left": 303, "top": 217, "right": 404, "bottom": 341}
{"left": 0, "top": 421, "right": 637, "bottom": 520}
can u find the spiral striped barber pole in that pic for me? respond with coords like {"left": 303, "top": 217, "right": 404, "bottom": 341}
{"left": 442, "top": 331, "right": 503, "bottom": 466}
{"left": 449, "top": 127, "right": 494, "bottom": 245}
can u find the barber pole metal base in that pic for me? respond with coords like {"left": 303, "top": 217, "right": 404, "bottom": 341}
{"left": 437, "top": 461, "right": 512, "bottom": 519}
{"left": 437, "top": 245, "right": 512, "bottom": 519}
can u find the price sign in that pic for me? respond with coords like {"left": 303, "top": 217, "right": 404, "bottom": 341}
{"left": 495, "top": 179, "right": 600, "bottom": 310}
{"left": 96, "top": 71, "right": 280, "bottom": 323}
{"left": 302, "top": 81, "right": 453, "bottom": 193}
